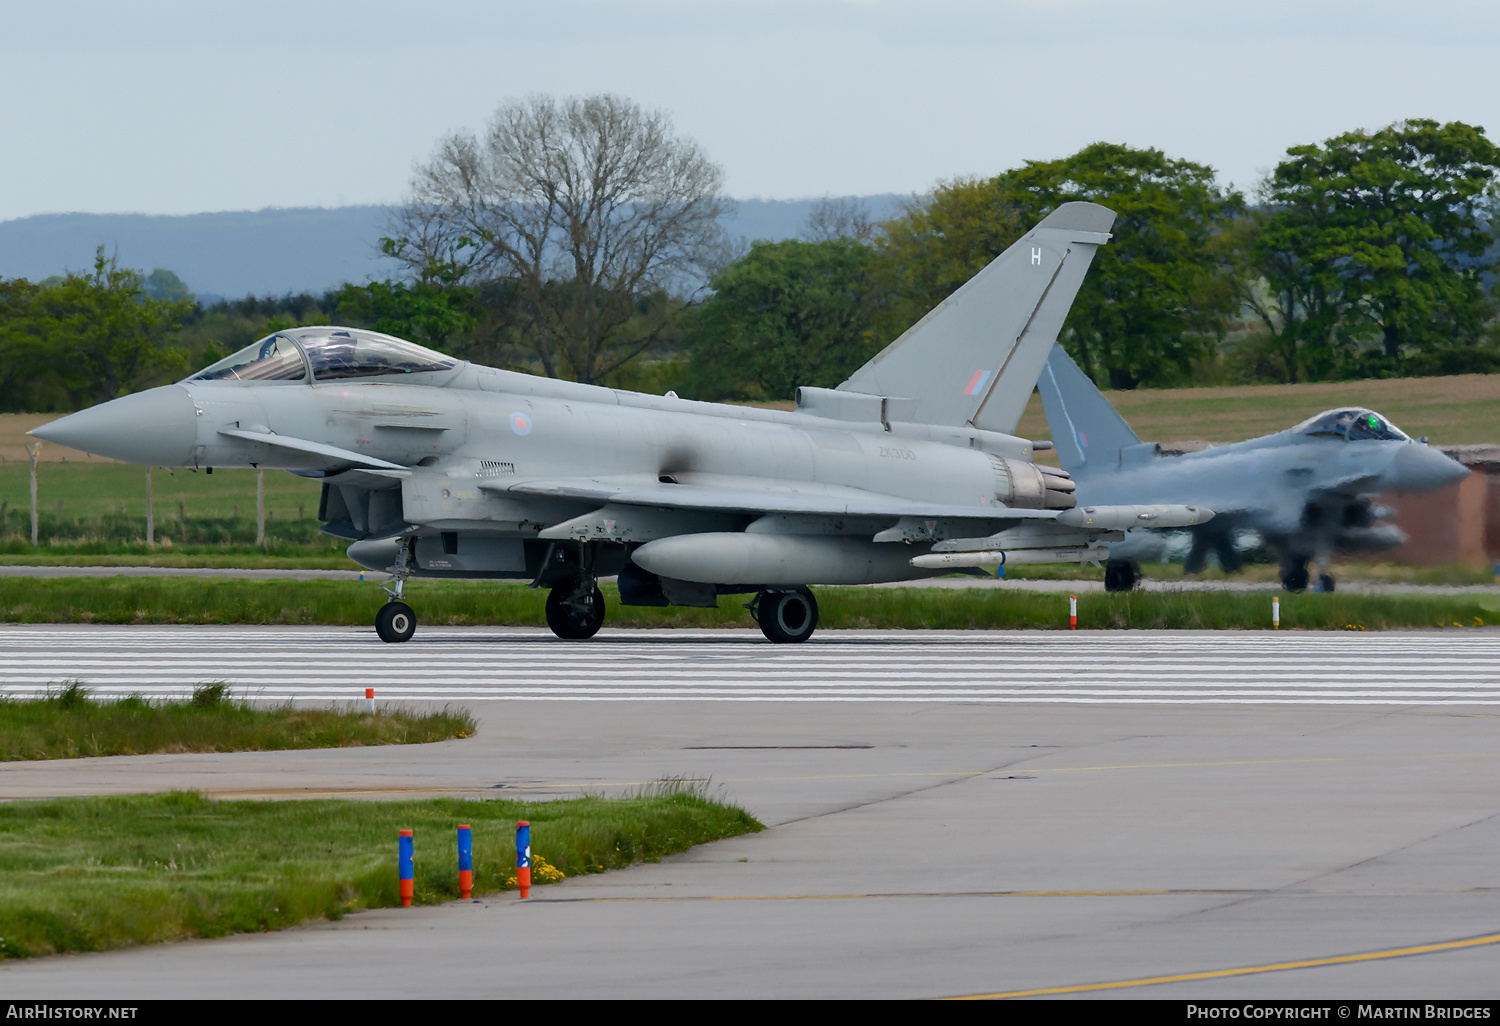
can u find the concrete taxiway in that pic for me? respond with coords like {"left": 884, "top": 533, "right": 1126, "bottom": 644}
{"left": 1, "top": 625, "right": 1498, "bottom": 999}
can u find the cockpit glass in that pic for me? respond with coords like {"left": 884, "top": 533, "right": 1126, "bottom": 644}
{"left": 291, "top": 328, "right": 457, "bottom": 381}
{"left": 1293, "top": 407, "right": 1409, "bottom": 442}
{"left": 189, "top": 333, "right": 307, "bottom": 381}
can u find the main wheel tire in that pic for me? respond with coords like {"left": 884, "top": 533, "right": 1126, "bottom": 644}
{"left": 1318, "top": 573, "right": 1336, "bottom": 593}
{"left": 1103, "top": 559, "right": 1139, "bottom": 593}
{"left": 545, "top": 581, "right": 605, "bottom": 640}
{"left": 375, "top": 601, "right": 417, "bottom": 644}
{"left": 1280, "top": 564, "right": 1310, "bottom": 592}
{"left": 757, "top": 588, "right": 818, "bottom": 644}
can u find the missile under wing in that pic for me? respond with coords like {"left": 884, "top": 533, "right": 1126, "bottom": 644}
{"left": 1037, "top": 343, "right": 1468, "bottom": 592}
{"left": 32, "top": 201, "right": 1210, "bottom": 643}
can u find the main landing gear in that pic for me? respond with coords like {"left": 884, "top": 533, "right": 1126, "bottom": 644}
{"left": 749, "top": 587, "right": 819, "bottom": 643}
{"left": 1278, "top": 557, "right": 1336, "bottom": 593}
{"left": 1103, "top": 559, "right": 1140, "bottom": 593}
{"left": 545, "top": 578, "right": 606, "bottom": 640}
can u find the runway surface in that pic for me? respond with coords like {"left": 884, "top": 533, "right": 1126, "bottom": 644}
{"left": 4, "top": 624, "right": 1500, "bottom": 706}
{"left": 3, "top": 624, "right": 1500, "bottom": 999}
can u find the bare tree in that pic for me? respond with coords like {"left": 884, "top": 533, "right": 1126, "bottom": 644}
{"left": 801, "top": 196, "right": 875, "bottom": 243}
{"left": 390, "top": 94, "right": 731, "bottom": 383}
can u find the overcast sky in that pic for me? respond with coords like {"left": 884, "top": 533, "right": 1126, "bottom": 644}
{"left": 4, "top": 0, "right": 1499, "bottom": 222}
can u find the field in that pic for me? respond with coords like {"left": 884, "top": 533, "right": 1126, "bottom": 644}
{"left": 1012, "top": 372, "right": 1500, "bottom": 450}
{"left": 0, "top": 786, "right": 763, "bottom": 958}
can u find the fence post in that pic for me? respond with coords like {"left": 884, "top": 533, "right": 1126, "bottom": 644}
{"left": 28, "top": 442, "right": 40, "bottom": 546}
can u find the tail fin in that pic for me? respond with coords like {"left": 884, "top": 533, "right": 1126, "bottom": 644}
{"left": 1037, "top": 342, "right": 1140, "bottom": 477}
{"left": 838, "top": 201, "right": 1114, "bottom": 434}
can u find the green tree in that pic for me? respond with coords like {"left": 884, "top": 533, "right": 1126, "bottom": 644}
{"left": 32, "top": 248, "right": 193, "bottom": 405}
{"left": 1252, "top": 119, "right": 1500, "bottom": 379}
{"left": 994, "top": 144, "right": 1245, "bottom": 389}
{"left": 0, "top": 278, "right": 54, "bottom": 412}
{"left": 336, "top": 279, "right": 477, "bottom": 350}
{"left": 682, "top": 238, "right": 882, "bottom": 401}
{"left": 872, "top": 176, "right": 1029, "bottom": 340}
{"left": 141, "top": 268, "right": 193, "bottom": 304}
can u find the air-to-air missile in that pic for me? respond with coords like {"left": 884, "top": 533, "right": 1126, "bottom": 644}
{"left": 32, "top": 201, "right": 1212, "bottom": 643}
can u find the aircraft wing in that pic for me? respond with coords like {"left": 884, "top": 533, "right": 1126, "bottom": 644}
{"left": 492, "top": 474, "right": 1060, "bottom": 524}
{"left": 218, "top": 428, "right": 408, "bottom": 471}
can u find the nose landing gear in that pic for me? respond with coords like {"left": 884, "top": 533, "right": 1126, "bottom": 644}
{"left": 374, "top": 538, "right": 418, "bottom": 644}
{"left": 375, "top": 600, "right": 416, "bottom": 643}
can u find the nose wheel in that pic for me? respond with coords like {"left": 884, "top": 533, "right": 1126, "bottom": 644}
{"left": 375, "top": 601, "right": 417, "bottom": 644}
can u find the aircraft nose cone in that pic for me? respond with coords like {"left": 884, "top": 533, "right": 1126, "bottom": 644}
{"left": 1388, "top": 443, "right": 1469, "bottom": 493}
{"left": 27, "top": 384, "right": 198, "bottom": 466}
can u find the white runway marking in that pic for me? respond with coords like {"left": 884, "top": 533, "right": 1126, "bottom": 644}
{"left": 2, "top": 626, "right": 1498, "bottom": 705}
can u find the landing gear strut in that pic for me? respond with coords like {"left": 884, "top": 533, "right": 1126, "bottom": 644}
{"left": 545, "top": 578, "right": 605, "bottom": 640}
{"left": 750, "top": 587, "right": 819, "bottom": 643}
{"left": 376, "top": 541, "right": 418, "bottom": 644}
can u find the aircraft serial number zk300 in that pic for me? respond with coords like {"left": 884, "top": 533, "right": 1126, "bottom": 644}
{"left": 32, "top": 202, "right": 1212, "bottom": 643}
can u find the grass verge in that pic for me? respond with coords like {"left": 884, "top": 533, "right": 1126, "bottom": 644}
{"left": 0, "top": 577, "right": 1496, "bottom": 630}
{"left": 0, "top": 682, "right": 476, "bottom": 761}
{"left": 0, "top": 785, "right": 763, "bottom": 959}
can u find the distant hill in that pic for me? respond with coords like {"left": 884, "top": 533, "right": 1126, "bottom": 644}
{"left": 0, "top": 195, "right": 909, "bottom": 302}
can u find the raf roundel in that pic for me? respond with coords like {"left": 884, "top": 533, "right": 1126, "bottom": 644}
{"left": 510, "top": 412, "right": 532, "bottom": 436}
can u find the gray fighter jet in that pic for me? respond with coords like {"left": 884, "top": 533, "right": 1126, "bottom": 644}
{"left": 32, "top": 202, "right": 1212, "bottom": 643}
{"left": 1037, "top": 343, "right": 1468, "bottom": 593}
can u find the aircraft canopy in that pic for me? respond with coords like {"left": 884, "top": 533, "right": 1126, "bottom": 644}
{"left": 1293, "top": 408, "right": 1410, "bottom": 442}
{"left": 189, "top": 328, "right": 456, "bottom": 383}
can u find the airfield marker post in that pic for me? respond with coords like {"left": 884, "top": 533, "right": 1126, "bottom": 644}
{"left": 458, "top": 825, "right": 473, "bottom": 899}
{"left": 516, "top": 821, "right": 531, "bottom": 899}
{"left": 27, "top": 442, "right": 40, "bottom": 546}
{"left": 365, "top": 687, "right": 375, "bottom": 713}
{"left": 1069, "top": 595, "right": 1077, "bottom": 630}
{"left": 398, "top": 830, "right": 414, "bottom": 907}
{"left": 1273, "top": 597, "right": 1280, "bottom": 630}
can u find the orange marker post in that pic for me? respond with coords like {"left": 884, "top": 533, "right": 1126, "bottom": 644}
{"left": 457, "top": 825, "right": 473, "bottom": 900}
{"left": 364, "top": 687, "right": 375, "bottom": 713}
{"left": 1069, "top": 595, "right": 1078, "bottom": 630}
{"left": 516, "top": 821, "right": 531, "bottom": 899}
{"left": 398, "top": 829, "right": 414, "bottom": 907}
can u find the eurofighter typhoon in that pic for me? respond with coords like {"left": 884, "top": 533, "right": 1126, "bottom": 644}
{"left": 1038, "top": 343, "right": 1467, "bottom": 593}
{"left": 32, "top": 202, "right": 1212, "bottom": 643}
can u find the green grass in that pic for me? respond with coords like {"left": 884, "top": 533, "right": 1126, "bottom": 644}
{"left": 0, "top": 552, "right": 360, "bottom": 569}
{"left": 0, "top": 576, "right": 1493, "bottom": 631}
{"left": 0, "top": 785, "right": 763, "bottom": 959}
{"left": 0, "top": 682, "right": 476, "bottom": 761}
{"left": 0, "top": 462, "right": 322, "bottom": 523}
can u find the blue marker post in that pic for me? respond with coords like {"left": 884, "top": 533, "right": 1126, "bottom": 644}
{"left": 516, "top": 821, "right": 531, "bottom": 899}
{"left": 457, "top": 824, "right": 473, "bottom": 900}
{"left": 398, "top": 829, "right": 414, "bottom": 907}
